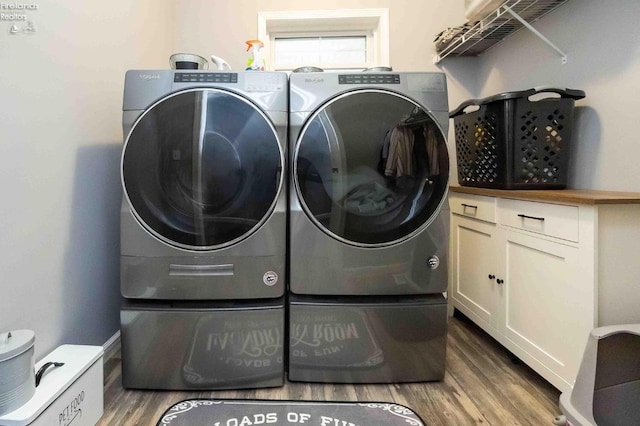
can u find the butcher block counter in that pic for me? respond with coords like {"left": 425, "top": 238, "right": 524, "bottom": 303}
{"left": 449, "top": 185, "right": 640, "bottom": 205}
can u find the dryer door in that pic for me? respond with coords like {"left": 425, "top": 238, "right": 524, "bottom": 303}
{"left": 122, "top": 88, "right": 283, "bottom": 251}
{"left": 294, "top": 89, "right": 449, "bottom": 247}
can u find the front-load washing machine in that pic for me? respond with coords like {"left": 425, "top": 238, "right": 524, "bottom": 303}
{"left": 288, "top": 71, "right": 450, "bottom": 383}
{"left": 120, "top": 70, "right": 287, "bottom": 390}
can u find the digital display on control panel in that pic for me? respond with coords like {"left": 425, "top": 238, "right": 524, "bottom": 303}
{"left": 174, "top": 73, "right": 238, "bottom": 83}
{"left": 338, "top": 74, "right": 400, "bottom": 85}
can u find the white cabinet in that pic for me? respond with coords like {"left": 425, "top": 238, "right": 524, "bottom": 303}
{"left": 501, "top": 229, "right": 590, "bottom": 389}
{"left": 450, "top": 194, "right": 500, "bottom": 332}
{"left": 449, "top": 188, "right": 640, "bottom": 393}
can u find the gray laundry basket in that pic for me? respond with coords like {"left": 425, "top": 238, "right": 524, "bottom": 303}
{"left": 558, "top": 324, "right": 640, "bottom": 426}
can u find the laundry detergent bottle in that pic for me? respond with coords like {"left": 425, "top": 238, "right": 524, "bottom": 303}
{"left": 245, "top": 39, "right": 265, "bottom": 71}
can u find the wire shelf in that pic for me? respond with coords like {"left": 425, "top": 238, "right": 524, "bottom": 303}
{"left": 434, "top": 0, "right": 569, "bottom": 63}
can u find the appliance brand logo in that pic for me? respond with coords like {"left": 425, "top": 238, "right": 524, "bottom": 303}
{"left": 139, "top": 73, "right": 160, "bottom": 81}
{"left": 305, "top": 77, "right": 324, "bottom": 84}
{"left": 263, "top": 271, "right": 278, "bottom": 286}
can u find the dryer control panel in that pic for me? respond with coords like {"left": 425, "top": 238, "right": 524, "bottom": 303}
{"left": 339, "top": 74, "right": 400, "bottom": 85}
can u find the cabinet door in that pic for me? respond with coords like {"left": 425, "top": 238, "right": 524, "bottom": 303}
{"left": 450, "top": 215, "right": 500, "bottom": 332}
{"left": 501, "top": 230, "right": 594, "bottom": 391}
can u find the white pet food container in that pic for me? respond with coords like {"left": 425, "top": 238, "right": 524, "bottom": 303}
{"left": 0, "top": 330, "right": 35, "bottom": 416}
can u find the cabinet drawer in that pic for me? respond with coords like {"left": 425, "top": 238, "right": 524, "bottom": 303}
{"left": 497, "top": 198, "right": 579, "bottom": 242}
{"left": 449, "top": 193, "right": 496, "bottom": 223}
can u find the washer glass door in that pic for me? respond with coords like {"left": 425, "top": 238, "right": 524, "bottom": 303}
{"left": 122, "top": 88, "right": 283, "bottom": 250}
{"left": 294, "top": 90, "right": 449, "bottom": 246}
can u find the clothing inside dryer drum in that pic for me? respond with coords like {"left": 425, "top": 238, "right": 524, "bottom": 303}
{"left": 123, "top": 89, "right": 282, "bottom": 249}
{"left": 295, "top": 91, "right": 449, "bottom": 245}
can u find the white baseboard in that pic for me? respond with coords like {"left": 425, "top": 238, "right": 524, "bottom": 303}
{"left": 102, "top": 330, "right": 121, "bottom": 360}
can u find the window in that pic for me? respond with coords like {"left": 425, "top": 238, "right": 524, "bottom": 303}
{"left": 274, "top": 35, "right": 367, "bottom": 70}
{"left": 258, "top": 9, "right": 389, "bottom": 71}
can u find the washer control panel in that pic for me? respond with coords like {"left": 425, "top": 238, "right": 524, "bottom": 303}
{"left": 174, "top": 72, "right": 238, "bottom": 83}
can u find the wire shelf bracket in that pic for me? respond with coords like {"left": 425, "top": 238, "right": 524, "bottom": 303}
{"left": 502, "top": 5, "right": 567, "bottom": 63}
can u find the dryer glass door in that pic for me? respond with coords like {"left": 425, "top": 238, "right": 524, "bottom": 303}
{"left": 123, "top": 88, "right": 283, "bottom": 250}
{"left": 294, "top": 90, "right": 449, "bottom": 246}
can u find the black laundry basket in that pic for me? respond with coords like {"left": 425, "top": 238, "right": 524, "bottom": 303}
{"left": 450, "top": 87, "right": 585, "bottom": 189}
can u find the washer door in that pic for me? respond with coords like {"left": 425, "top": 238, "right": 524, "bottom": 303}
{"left": 122, "top": 88, "right": 283, "bottom": 250}
{"left": 294, "top": 89, "right": 449, "bottom": 247}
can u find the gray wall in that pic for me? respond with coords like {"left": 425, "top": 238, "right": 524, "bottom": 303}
{"left": 171, "top": 0, "right": 476, "bottom": 106}
{"left": 0, "top": 0, "right": 175, "bottom": 360}
{"left": 466, "top": 0, "right": 640, "bottom": 191}
{"left": 2, "top": 0, "right": 632, "bottom": 362}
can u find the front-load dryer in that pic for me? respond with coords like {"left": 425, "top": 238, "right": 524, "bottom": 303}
{"left": 120, "top": 70, "right": 287, "bottom": 390}
{"left": 288, "top": 72, "right": 450, "bottom": 383}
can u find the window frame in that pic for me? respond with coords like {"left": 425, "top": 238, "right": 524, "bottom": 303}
{"left": 257, "top": 9, "right": 390, "bottom": 72}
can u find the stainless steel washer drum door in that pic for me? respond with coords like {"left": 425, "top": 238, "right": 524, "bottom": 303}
{"left": 122, "top": 88, "right": 283, "bottom": 250}
{"left": 294, "top": 89, "right": 449, "bottom": 247}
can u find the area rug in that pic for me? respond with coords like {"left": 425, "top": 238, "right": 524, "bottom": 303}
{"left": 157, "top": 399, "right": 425, "bottom": 425}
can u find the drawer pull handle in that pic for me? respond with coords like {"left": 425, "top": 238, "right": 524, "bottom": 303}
{"left": 496, "top": 279, "right": 504, "bottom": 285}
{"left": 169, "top": 264, "right": 234, "bottom": 277}
{"left": 517, "top": 213, "right": 545, "bottom": 221}
{"left": 461, "top": 203, "right": 478, "bottom": 215}
{"left": 488, "top": 274, "right": 496, "bottom": 280}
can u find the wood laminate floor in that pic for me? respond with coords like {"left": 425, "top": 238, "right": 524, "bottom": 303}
{"left": 97, "top": 313, "right": 561, "bottom": 425}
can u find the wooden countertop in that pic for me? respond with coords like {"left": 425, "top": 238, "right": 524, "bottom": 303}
{"left": 449, "top": 186, "right": 640, "bottom": 205}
